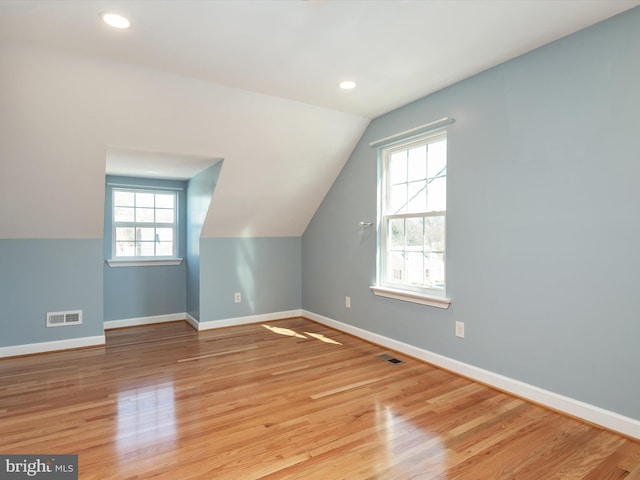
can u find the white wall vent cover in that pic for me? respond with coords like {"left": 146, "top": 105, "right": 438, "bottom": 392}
{"left": 46, "top": 310, "right": 83, "bottom": 327}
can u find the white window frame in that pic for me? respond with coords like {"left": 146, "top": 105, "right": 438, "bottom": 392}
{"left": 371, "top": 129, "right": 451, "bottom": 309}
{"left": 107, "top": 187, "right": 182, "bottom": 267}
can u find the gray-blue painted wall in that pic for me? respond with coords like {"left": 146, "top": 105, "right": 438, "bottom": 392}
{"left": 103, "top": 176, "right": 187, "bottom": 321}
{"left": 186, "top": 162, "right": 222, "bottom": 321}
{"left": 103, "top": 264, "right": 187, "bottom": 321}
{"left": 302, "top": 8, "right": 640, "bottom": 419}
{"left": 200, "top": 237, "right": 301, "bottom": 322}
{"left": 0, "top": 239, "right": 103, "bottom": 346}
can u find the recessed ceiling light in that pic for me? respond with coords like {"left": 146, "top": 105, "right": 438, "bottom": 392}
{"left": 100, "top": 12, "right": 131, "bottom": 29}
{"left": 143, "top": 170, "right": 160, "bottom": 175}
{"left": 338, "top": 80, "right": 357, "bottom": 90}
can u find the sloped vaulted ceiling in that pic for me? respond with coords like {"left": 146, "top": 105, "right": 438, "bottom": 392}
{"left": 0, "top": 43, "right": 367, "bottom": 238}
{"left": 1, "top": 1, "right": 638, "bottom": 238}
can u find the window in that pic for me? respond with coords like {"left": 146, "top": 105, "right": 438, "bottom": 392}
{"left": 373, "top": 130, "right": 450, "bottom": 308}
{"left": 112, "top": 188, "right": 177, "bottom": 259}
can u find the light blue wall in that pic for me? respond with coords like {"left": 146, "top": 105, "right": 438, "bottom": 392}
{"left": 302, "top": 8, "right": 640, "bottom": 419}
{"left": 103, "top": 176, "right": 187, "bottom": 321}
{"left": 186, "top": 162, "right": 223, "bottom": 320}
{"left": 0, "top": 239, "right": 103, "bottom": 346}
{"left": 200, "top": 237, "right": 301, "bottom": 322}
{"left": 103, "top": 264, "right": 186, "bottom": 321}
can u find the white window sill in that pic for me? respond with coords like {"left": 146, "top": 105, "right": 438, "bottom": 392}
{"left": 370, "top": 286, "right": 451, "bottom": 309}
{"left": 106, "top": 258, "right": 183, "bottom": 267}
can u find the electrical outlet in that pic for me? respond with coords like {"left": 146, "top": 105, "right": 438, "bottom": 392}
{"left": 234, "top": 292, "right": 241, "bottom": 303}
{"left": 345, "top": 296, "right": 351, "bottom": 308}
{"left": 455, "top": 321, "right": 465, "bottom": 338}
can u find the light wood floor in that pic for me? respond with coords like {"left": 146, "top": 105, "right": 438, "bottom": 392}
{"left": 1, "top": 318, "right": 639, "bottom": 479}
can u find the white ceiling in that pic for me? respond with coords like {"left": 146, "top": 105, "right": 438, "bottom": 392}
{"left": 1, "top": 0, "right": 638, "bottom": 119}
{"left": 106, "top": 147, "right": 221, "bottom": 180}
{"left": 1, "top": 1, "right": 638, "bottom": 237}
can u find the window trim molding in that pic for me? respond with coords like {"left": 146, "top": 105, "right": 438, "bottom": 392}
{"left": 106, "top": 258, "right": 183, "bottom": 268}
{"left": 369, "top": 116, "right": 455, "bottom": 148}
{"left": 370, "top": 285, "right": 451, "bottom": 309}
{"left": 106, "top": 182, "right": 184, "bottom": 192}
{"left": 111, "top": 186, "right": 178, "bottom": 260}
{"left": 369, "top": 117, "right": 456, "bottom": 309}
{"left": 375, "top": 128, "right": 449, "bottom": 304}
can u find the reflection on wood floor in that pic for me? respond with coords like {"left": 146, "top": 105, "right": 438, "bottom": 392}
{"left": 1, "top": 318, "right": 639, "bottom": 479}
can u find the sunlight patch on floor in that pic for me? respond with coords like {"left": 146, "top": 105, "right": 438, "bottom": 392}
{"left": 304, "top": 331, "right": 342, "bottom": 345}
{"left": 261, "top": 324, "right": 342, "bottom": 345}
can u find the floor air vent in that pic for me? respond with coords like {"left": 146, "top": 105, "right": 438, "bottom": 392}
{"left": 377, "top": 353, "right": 404, "bottom": 364}
{"left": 46, "top": 310, "right": 83, "bottom": 327}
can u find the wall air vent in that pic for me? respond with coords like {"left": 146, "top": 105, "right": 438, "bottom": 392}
{"left": 46, "top": 310, "right": 83, "bottom": 327}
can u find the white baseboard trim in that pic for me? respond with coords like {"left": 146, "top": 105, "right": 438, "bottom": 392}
{"left": 185, "top": 313, "right": 199, "bottom": 330}
{"left": 196, "top": 309, "right": 303, "bottom": 331}
{"left": 104, "top": 313, "right": 186, "bottom": 330}
{"left": 302, "top": 309, "right": 640, "bottom": 440}
{"left": 0, "top": 335, "right": 106, "bottom": 359}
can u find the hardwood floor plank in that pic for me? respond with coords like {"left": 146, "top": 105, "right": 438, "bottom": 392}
{"left": 1, "top": 317, "right": 638, "bottom": 479}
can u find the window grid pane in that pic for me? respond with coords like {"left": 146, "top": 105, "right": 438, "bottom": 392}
{"left": 381, "top": 132, "right": 447, "bottom": 293}
{"left": 155, "top": 208, "right": 174, "bottom": 223}
{"left": 389, "top": 151, "right": 407, "bottom": 185}
{"left": 384, "top": 215, "right": 444, "bottom": 289}
{"left": 112, "top": 188, "right": 177, "bottom": 258}
{"left": 114, "top": 191, "right": 134, "bottom": 207}
{"left": 135, "top": 192, "right": 154, "bottom": 208}
{"left": 407, "top": 181, "right": 427, "bottom": 213}
{"left": 114, "top": 207, "right": 134, "bottom": 222}
{"left": 407, "top": 145, "right": 426, "bottom": 181}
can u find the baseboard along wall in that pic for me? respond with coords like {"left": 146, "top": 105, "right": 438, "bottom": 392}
{"left": 0, "top": 335, "right": 105, "bottom": 358}
{"left": 104, "top": 312, "right": 186, "bottom": 330}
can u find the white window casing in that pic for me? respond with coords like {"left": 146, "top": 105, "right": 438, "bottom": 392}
{"left": 109, "top": 187, "right": 181, "bottom": 265}
{"left": 374, "top": 122, "right": 453, "bottom": 308}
